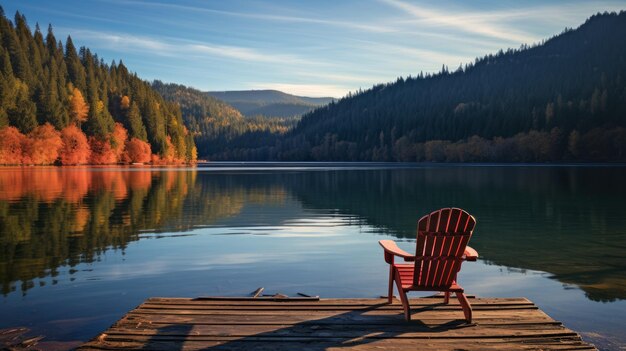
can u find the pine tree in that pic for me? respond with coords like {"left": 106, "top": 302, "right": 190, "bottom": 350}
{"left": 126, "top": 101, "right": 148, "bottom": 141}
{"left": 65, "top": 35, "right": 86, "bottom": 91}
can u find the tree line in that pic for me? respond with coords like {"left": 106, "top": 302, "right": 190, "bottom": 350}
{"left": 0, "top": 9, "right": 196, "bottom": 165}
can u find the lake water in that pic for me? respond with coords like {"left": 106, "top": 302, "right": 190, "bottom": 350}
{"left": 0, "top": 164, "right": 625, "bottom": 350}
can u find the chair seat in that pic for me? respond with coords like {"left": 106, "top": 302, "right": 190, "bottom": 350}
{"left": 393, "top": 264, "right": 464, "bottom": 292}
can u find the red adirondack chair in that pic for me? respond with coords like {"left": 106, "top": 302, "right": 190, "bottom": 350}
{"left": 379, "top": 208, "right": 478, "bottom": 322}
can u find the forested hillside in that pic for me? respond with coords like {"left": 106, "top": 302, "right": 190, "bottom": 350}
{"left": 0, "top": 9, "right": 196, "bottom": 165}
{"left": 153, "top": 82, "right": 296, "bottom": 157}
{"left": 213, "top": 12, "right": 626, "bottom": 162}
{"left": 207, "top": 90, "right": 334, "bottom": 118}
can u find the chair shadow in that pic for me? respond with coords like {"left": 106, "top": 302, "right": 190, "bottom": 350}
{"left": 141, "top": 301, "right": 472, "bottom": 350}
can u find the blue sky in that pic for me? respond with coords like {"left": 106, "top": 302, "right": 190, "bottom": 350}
{"left": 3, "top": 1, "right": 625, "bottom": 97}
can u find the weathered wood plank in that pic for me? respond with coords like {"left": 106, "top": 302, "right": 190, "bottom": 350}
{"left": 78, "top": 297, "right": 596, "bottom": 351}
{"left": 79, "top": 339, "right": 596, "bottom": 351}
{"left": 119, "top": 314, "right": 559, "bottom": 326}
{"left": 148, "top": 297, "right": 531, "bottom": 305}
{"left": 127, "top": 309, "right": 549, "bottom": 319}
{"left": 137, "top": 303, "right": 538, "bottom": 312}
{"left": 80, "top": 338, "right": 595, "bottom": 351}
{"left": 101, "top": 325, "right": 579, "bottom": 339}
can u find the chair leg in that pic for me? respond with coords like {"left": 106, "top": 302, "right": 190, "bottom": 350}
{"left": 444, "top": 291, "right": 450, "bottom": 304}
{"left": 393, "top": 269, "right": 411, "bottom": 321}
{"left": 456, "top": 292, "right": 472, "bottom": 323}
{"left": 387, "top": 265, "right": 394, "bottom": 304}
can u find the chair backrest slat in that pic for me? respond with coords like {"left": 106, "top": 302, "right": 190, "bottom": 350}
{"left": 413, "top": 208, "right": 476, "bottom": 288}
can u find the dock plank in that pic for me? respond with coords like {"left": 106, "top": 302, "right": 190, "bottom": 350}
{"left": 78, "top": 297, "right": 596, "bottom": 351}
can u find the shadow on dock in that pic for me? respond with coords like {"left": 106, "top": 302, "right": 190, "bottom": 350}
{"left": 140, "top": 302, "right": 468, "bottom": 350}
{"left": 79, "top": 297, "right": 596, "bottom": 351}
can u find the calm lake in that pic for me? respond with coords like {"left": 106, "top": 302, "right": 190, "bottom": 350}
{"left": 1, "top": 164, "right": 625, "bottom": 350}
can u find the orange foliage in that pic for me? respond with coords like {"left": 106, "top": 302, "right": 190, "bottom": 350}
{"left": 111, "top": 123, "right": 128, "bottom": 160}
{"left": 59, "top": 125, "right": 91, "bottom": 165}
{"left": 125, "top": 138, "right": 152, "bottom": 163}
{"left": 69, "top": 88, "right": 89, "bottom": 126}
{"left": 150, "top": 136, "right": 185, "bottom": 165}
{"left": 0, "top": 127, "right": 26, "bottom": 165}
{"left": 24, "top": 123, "right": 63, "bottom": 165}
{"left": 151, "top": 154, "right": 162, "bottom": 165}
{"left": 88, "top": 137, "right": 117, "bottom": 165}
{"left": 120, "top": 95, "right": 131, "bottom": 110}
{"left": 162, "top": 136, "right": 176, "bottom": 164}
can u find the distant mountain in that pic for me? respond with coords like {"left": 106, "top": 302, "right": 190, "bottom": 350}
{"left": 206, "top": 90, "right": 335, "bottom": 118}
{"left": 152, "top": 82, "right": 296, "bottom": 157}
{"left": 152, "top": 81, "right": 245, "bottom": 135}
{"left": 212, "top": 11, "right": 626, "bottom": 162}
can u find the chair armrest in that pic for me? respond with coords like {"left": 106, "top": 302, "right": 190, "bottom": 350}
{"left": 463, "top": 246, "right": 479, "bottom": 261}
{"left": 379, "top": 240, "right": 415, "bottom": 262}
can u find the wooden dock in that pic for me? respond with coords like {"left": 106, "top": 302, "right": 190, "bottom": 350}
{"left": 78, "top": 296, "right": 596, "bottom": 350}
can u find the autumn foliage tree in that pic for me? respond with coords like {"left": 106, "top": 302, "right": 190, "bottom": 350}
{"left": 111, "top": 123, "right": 128, "bottom": 160}
{"left": 89, "top": 123, "right": 130, "bottom": 164}
{"left": 125, "top": 138, "right": 152, "bottom": 163}
{"left": 24, "top": 123, "right": 63, "bottom": 165}
{"left": 88, "top": 136, "right": 116, "bottom": 164}
{"left": 69, "top": 87, "right": 89, "bottom": 128}
{"left": 120, "top": 95, "right": 130, "bottom": 110}
{"left": 0, "top": 126, "right": 26, "bottom": 165}
{"left": 59, "top": 125, "right": 90, "bottom": 165}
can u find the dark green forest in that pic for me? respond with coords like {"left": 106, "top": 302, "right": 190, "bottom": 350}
{"left": 0, "top": 8, "right": 196, "bottom": 165}
{"left": 205, "top": 12, "right": 626, "bottom": 162}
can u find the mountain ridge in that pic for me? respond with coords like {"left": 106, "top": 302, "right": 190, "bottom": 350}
{"left": 206, "top": 89, "right": 335, "bottom": 118}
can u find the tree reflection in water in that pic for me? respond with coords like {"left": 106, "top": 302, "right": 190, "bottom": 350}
{"left": 1, "top": 166, "right": 625, "bottom": 302}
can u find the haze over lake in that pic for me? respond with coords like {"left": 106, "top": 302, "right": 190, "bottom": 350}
{"left": 0, "top": 165, "right": 625, "bottom": 349}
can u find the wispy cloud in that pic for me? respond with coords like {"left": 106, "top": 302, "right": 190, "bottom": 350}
{"left": 294, "top": 71, "right": 391, "bottom": 85}
{"left": 185, "top": 43, "right": 317, "bottom": 65}
{"left": 67, "top": 29, "right": 322, "bottom": 65}
{"left": 355, "top": 40, "right": 471, "bottom": 67}
{"left": 113, "top": 0, "right": 395, "bottom": 33}
{"left": 453, "top": 2, "right": 626, "bottom": 24}
{"left": 379, "top": 0, "right": 537, "bottom": 44}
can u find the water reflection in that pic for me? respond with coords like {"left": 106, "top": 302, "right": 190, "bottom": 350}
{"left": 285, "top": 167, "right": 626, "bottom": 302}
{"left": 0, "top": 168, "right": 195, "bottom": 296}
{"left": 0, "top": 166, "right": 625, "bottom": 303}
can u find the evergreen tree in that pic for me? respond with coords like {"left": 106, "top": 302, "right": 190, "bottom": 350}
{"left": 0, "top": 10, "right": 195, "bottom": 163}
